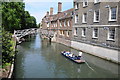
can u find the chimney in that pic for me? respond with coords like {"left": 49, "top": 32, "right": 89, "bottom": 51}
{"left": 46, "top": 11, "right": 49, "bottom": 16}
{"left": 58, "top": 2, "right": 62, "bottom": 13}
{"left": 50, "top": 7, "right": 53, "bottom": 15}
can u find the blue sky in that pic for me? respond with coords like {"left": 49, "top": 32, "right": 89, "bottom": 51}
{"left": 24, "top": 0, "right": 73, "bottom": 24}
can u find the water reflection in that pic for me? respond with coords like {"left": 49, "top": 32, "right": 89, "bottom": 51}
{"left": 14, "top": 34, "right": 119, "bottom": 78}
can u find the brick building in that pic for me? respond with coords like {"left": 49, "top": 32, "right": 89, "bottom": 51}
{"left": 41, "top": 2, "right": 74, "bottom": 46}
{"left": 72, "top": 0, "right": 120, "bottom": 63}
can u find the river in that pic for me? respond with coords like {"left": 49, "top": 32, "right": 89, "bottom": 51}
{"left": 14, "top": 34, "right": 119, "bottom": 78}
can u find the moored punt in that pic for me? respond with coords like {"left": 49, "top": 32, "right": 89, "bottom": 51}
{"left": 61, "top": 51, "right": 85, "bottom": 64}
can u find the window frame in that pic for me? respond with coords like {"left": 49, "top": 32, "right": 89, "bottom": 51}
{"left": 94, "top": 0, "right": 100, "bottom": 4}
{"left": 75, "top": 3, "right": 79, "bottom": 10}
{"left": 83, "top": 0, "right": 88, "bottom": 8}
{"left": 93, "top": 28, "right": 98, "bottom": 38}
{"left": 107, "top": 28, "right": 115, "bottom": 40}
{"left": 82, "top": 28, "right": 86, "bottom": 37}
{"left": 82, "top": 13, "right": 87, "bottom": 23}
{"left": 109, "top": 6, "right": 117, "bottom": 21}
{"left": 74, "top": 28, "right": 77, "bottom": 36}
{"left": 75, "top": 14, "right": 79, "bottom": 23}
{"left": 94, "top": 10, "right": 100, "bottom": 22}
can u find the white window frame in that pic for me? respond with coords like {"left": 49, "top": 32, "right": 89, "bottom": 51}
{"left": 82, "top": 13, "right": 87, "bottom": 23}
{"left": 67, "top": 21, "right": 70, "bottom": 26}
{"left": 75, "top": 3, "right": 79, "bottom": 9}
{"left": 109, "top": 6, "right": 117, "bottom": 21}
{"left": 107, "top": 28, "right": 115, "bottom": 40}
{"left": 47, "top": 23, "right": 49, "bottom": 27}
{"left": 75, "top": 15, "right": 79, "bottom": 23}
{"left": 94, "top": 10, "right": 100, "bottom": 22}
{"left": 94, "top": 0, "right": 100, "bottom": 4}
{"left": 60, "top": 22, "right": 62, "bottom": 27}
{"left": 56, "top": 23, "right": 57, "bottom": 27}
{"left": 64, "top": 21, "right": 66, "bottom": 27}
{"left": 82, "top": 28, "right": 86, "bottom": 37}
{"left": 83, "top": 0, "right": 88, "bottom": 7}
{"left": 93, "top": 28, "right": 98, "bottom": 38}
{"left": 59, "top": 30, "right": 62, "bottom": 35}
{"left": 66, "top": 31, "right": 69, "bottom": 37}
{"left": 74, "top": 28, "right": 77, "bottom": 35}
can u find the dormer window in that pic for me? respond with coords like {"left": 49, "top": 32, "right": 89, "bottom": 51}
{"left": 83, "top": 0, "right": 88, "bottom": 7}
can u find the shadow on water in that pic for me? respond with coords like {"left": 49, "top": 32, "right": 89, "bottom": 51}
{"left": 14, "top": 34, "right": 119, "bottom": 78}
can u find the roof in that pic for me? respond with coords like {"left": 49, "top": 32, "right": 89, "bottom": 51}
{"left": 42, "top": 8, "right": 74, "bottom": 23}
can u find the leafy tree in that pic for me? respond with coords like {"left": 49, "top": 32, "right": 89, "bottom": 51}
{"left": 2, "top": 29, "right": 15, "bottom": 67}
{"left": 2, "top": 2, "right": 25, "bottom": 32}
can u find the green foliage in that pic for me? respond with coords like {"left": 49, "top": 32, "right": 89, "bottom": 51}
{"left": 2, "top": 29, "right": 15, "bottom": 67}
{"left": 1, "top": 2, "right": 37, "bottom": 68}
{"left": 2, "top": 2, "right": 37, "bottom": 33}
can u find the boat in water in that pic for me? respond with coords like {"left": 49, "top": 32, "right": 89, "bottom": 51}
{"left": 61, "top": 51, "right": 85, "bottom": 64}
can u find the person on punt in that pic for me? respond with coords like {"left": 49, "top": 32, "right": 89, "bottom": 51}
{"left": 69, "top": 53, "right": 73, "bottom": 57}
{"left": 77, "top": 52, "right": 83, "bottom": 60}
{"left": 65, "top": 51, "right": 70, "bottom": 56}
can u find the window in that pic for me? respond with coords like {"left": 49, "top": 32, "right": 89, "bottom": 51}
{"left": 74, "top": 28, "right": 77, "bottom": 35}
{"left": 60, "top": 22, "right": 62, "bottom": 27}
{"left": 75, "top": 3, "right": 79, "bottom": 9}
{"left": 82, "top": 13, "right": 87, "bottom": 23}
{"left": 94, "top": 0, "right": 100, "bottom": 4}
{"left": 67, "top": 21, "right": 70, "bottom": 26}
{"left": 93, "top": 28, "right": 98, "bottom": 38}
{"left": 94, "top": 10, "right": 100, "bottom": 22}
{"left": 47, "top": 23, "right": 49, "bottom": 27}
{"left": 83, "top": 0, "right": 88, "bottom": 7}
{"left": 75, "top": 15, "right": 79, "bottom": 23}
{"left": 59, "top": 30, "right": 62, "bottom": 35}
{"left": 82, "top": 28, "right": 86, "bottom": 37}
{"left": 66, "top": 31, "right": 69, "bottom": 37}
{"left": 63, "top": 31, "right": 65, "bottom": 36}
{"left": 64, "top": 21, "right": 66, "bottom": 27}
{"left": 56, "top": 23, "right": 57, "bottom": 27}
{"left": 109, "top": 7, "right": 117, "bottom": 21}
{"left": 108, "top": 28, "right": 115, "bottom": 40}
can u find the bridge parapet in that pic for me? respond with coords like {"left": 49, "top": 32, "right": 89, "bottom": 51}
{"left": 13, "top": 28, "right": 37, "bottom": 43}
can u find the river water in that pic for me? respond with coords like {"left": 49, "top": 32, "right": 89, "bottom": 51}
{"left": 14, "top": 34, "right": 119, "bottom": 78}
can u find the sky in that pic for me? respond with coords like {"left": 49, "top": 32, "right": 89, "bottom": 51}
{"left": 24, "top": 0, "right": 73, "bottom": 24}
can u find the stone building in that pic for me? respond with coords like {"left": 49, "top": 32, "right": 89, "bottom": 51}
{"left": 72, "top": 0, "right": 120, "bottom": 63}
{"left": 41, "top": 2, "right": 74, "bottom": 46}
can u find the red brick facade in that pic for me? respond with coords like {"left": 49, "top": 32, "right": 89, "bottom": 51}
{"left": 41, "top": 2, "right": 74, "bottom": 41}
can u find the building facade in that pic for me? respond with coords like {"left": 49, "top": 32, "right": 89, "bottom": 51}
{"left": 72, "top": 0, "right": 120, "bottom": 63}
{"left": 41, "top": 2, "right": 74, "bottom": 46}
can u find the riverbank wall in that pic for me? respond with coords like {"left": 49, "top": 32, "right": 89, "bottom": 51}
{"left": 51, "top": 37, "right": 119, "bottom": 64}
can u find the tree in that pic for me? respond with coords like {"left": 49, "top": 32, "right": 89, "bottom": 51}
{"left": 2, "top": 29, "right": 15, "bottom": 66}
{"left": 2, "top": 2, "right": 25, "bottom": 33}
